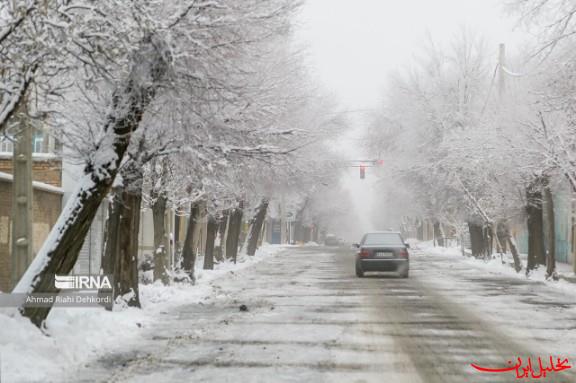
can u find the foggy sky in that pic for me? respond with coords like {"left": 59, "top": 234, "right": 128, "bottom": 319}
{"left": 296, "top": 0, "right": 526, "bottom": 238}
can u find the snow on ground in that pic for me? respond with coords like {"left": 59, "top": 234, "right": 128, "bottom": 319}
{"left": 66, "top": 245, "right": 576, "bottom": 382}
{"left": 415, "top": 240, "right": 576, "bottom": 294}
{"left": 71, "top": 246, "right": 427, "bottom": 383}
{"left": 413, "top": 241, "right": 576, "bottom": 360}
{"left": 0, "top": 245, "right": 286, "bottom": 383}
{"left": 4, "top": 243, "right": 575, "bottom": 382}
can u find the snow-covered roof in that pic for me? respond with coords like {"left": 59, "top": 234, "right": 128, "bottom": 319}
{"left": 0, "top": 171, "right": 64, "bottom": 194}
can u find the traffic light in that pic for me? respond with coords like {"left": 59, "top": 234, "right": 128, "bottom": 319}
{"left": 360, "top": 165, "right": 366, "bottom": 179}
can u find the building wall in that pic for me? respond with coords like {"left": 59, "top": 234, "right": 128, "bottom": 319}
{"left": 0, "top": 157, "right": 62, "bottom": 187}
{"left": 139, "top": 210, "right": 156, "bottom": 261}
{"left": 266, "top": 218, "right": 282, "bottom": 244}
{"left": 0, "top": 181, "right": 62, "bottom": 291}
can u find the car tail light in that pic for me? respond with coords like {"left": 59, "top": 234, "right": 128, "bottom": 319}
{"left": 359, "top": 249, "right": 372, "bottom": 258}
{"left": 399, "top": 249, "right": 409, "bottom": 258}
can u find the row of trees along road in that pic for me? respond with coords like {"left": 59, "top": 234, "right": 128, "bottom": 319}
{"left": 366, "top": 1, "right": 576, "bottom": 280}
{"left": 1, "top": 1, "right": 346, "bottom": 328}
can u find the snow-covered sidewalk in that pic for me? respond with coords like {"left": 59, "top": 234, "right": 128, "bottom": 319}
{"left": 416, "top": 241, "right": 576, "bottom": 294}
{"left": 0, "top": 245, "right": 287, "bottom": 383}
{"left": 412, "top": 242, "right": 576, "bottom": 361}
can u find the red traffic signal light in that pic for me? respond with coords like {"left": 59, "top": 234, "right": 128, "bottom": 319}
{"left": 376, "top": 159, "right": 384, "bottom": 166}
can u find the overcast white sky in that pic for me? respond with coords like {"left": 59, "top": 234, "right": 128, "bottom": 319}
{"left": 296, "top": 0, "right": 528, "bottom": 236}
{"left": 297, "top": 0, "right": 526, "bottom": 110}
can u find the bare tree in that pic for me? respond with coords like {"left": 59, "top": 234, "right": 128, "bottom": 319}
{"left": 14, "top": 0, "right": 301, "bottom": 327}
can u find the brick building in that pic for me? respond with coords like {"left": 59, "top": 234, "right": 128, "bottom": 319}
{"left": 0, "top": 156, "right": 62, "bottom": 187}
{"left": 0, "top": 147, "right": 63, "bottom": 292}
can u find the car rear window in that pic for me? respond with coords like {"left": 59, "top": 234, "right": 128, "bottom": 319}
{"left": 363, "top": 233, "right": 404, "bottom": 246}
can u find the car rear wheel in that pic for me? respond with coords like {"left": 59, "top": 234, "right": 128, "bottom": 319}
{"left": 400, "top": 269, "right": 409, "bottom": 278}
{"left": 355, "top": 264, "right": 364, "bottom": 278}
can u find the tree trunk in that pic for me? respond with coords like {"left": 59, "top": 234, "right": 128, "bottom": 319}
{"left": 499, "top": 221, "right": 522, "bottom": 272}
{"left": 417, "top": 219, "right": 424, "bottom": 241}
{"left": 294, "top": 220, "right": 304, "bottom": 243}
{"left": 312, "top": 222, "right": 319, "bottom": 242}
{"left": 99, "top": 198, "right": 118, "bottom": 309}
{"left": 109, "top": 185, "right": 142, "bottom": 308}
{"left": 507, "top": 235, "right": 523, "bottom": 273}
{"left": 13, "top": 35, "right": 169, "bottom": 327}
{"left": 182, "top": 201, "right": 200, "bottom": 281}
{"left": 226, "top": 205, "right": 243, "bottom": 263}
{"left": 215, "top": 210, "right": 229, "bottom": 262}
{"left": 485, "top": 223, "right": 494, "bottom": 257}
{"left": 101, "top": 206, "right": 117, "bottom": 278}
{"left": 526, "top": 179, "right": 546, "bottom": 273}
{"left": 496, "top": 221, "right": 508, "bottom": 254}
{"left": 433, "top": 221, "right": 445, "bottom": 247}
{"left": 543, "top": 182, "right": 556, "bottom": 279}
{"left": 293, "top": 199, "right": 308, "bottom": 244}
{"left": 226, "top": 211, "right": 237, "bottom": 262}
{"left": 468, "top": 221, "right": 485, "bottom": 258}
{"left": 238, "top": 201, "right": 248, "bottom": 248}
{"left": 152, "top": 193, "right": 169, "bottom": 284}
{"left": 247, "top": 199, "right": 269, "bottom": 256}
{"left": 203, "top": 215, "right": 218, "bottom": 270}
{"left": 174, "top": 214, "right": 181, "bottom": 246}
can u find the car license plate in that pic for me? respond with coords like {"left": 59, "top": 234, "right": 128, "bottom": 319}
{"left": 376, "top": 252, "right": 394, "bottom": 258}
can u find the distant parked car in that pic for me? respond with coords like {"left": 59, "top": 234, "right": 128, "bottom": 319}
{"left": 324, "top": 234, "right": 339, "bottom": 246}
{"left": 353, "top": 231, "right": 409, "bottom": 278}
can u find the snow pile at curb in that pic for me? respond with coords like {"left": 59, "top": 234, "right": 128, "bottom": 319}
{"left": 414, "top": 240, "right": 462, "bottom": 257}
{"left": 0, "top": 244, "right": 286, "bottom": 383}
{"left": 417, "top": 242, "right": 575, "bottom": 293}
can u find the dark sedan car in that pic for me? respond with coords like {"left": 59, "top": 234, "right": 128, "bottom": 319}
{"left": 354, "top": 231, "right": 409, "bottom": 278}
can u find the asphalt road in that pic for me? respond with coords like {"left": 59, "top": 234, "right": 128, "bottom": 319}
{"left": 71, "top": 246, "right": 576, "bottom": 383}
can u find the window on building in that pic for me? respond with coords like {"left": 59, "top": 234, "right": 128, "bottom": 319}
{"left": 32, "top": 132, "right": 45, "bottom": 153}
{"left": 0, "top": 136, "right": 14, "bottom": 153}
{"left": 0, "top": 130, "right": 54, "bottom": 154}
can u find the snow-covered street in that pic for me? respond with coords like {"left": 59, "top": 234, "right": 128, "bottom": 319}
{"left": 52, "top": 245, "right": 576, "bottom": 383}
{"left": 4, "top": 1, "right": 576, "bottom": 382}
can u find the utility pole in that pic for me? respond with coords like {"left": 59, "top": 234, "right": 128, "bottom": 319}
{"left": 498, "top": 43, "right": 506, "bottom": 99}
{"left": 11, "top": 109, "right": 33, "bottom": 289}
{"left": 280, "top": 192, "right": 285, "bottom": 244}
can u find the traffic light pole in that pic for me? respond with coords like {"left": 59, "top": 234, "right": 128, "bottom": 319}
{"left": 345, "top": 159, "right": 383, "bottom": 179}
